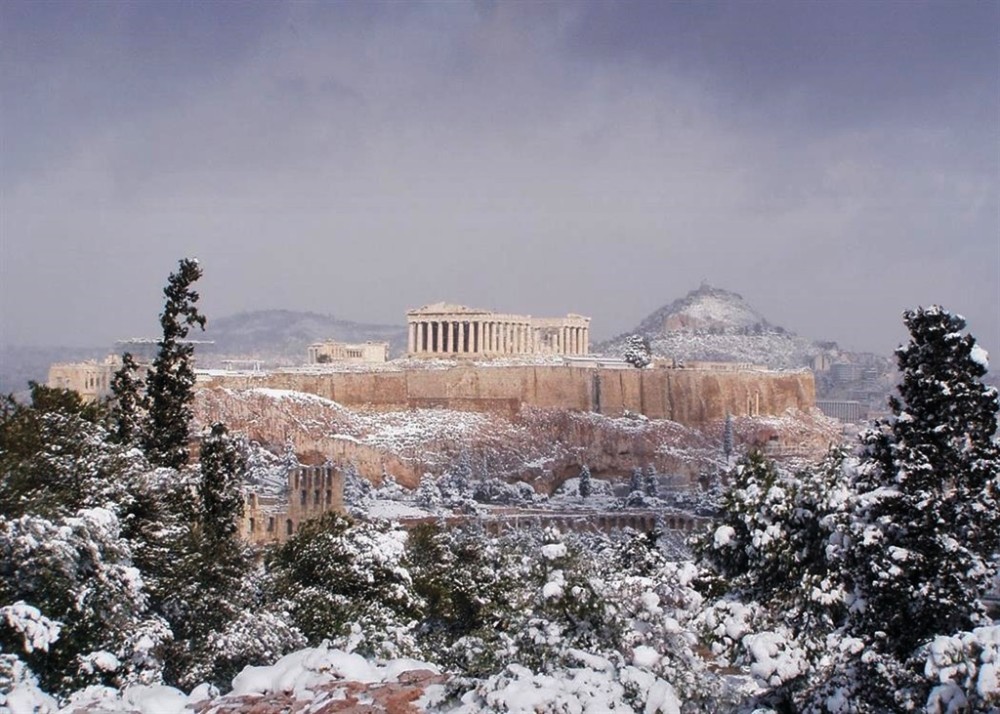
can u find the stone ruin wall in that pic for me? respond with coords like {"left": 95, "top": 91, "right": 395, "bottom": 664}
{"left": 200, "top": 364, "right": 815, "bottom": 425}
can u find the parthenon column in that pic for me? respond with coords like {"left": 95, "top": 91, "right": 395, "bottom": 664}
{"left": 451, "top": 322, "right": 458, "bottom": 354}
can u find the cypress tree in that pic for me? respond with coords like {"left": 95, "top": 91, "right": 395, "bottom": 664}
{"left": 643, "top": 465, "right": 658, "bottom": 498}
{"left": 198, "top": 422, "right": 246, "bottom": 543}
{"left": 143, "top": 258, "right": 206, "bottom": 468}
{"left": 722, "top": 412, "right": 734, "bottom": 462}
{"left": 109, "top": 352, "right": 146, "bottom": 445}
{"left": 629, "top": 467, "right": 643, "bottom": 494}
{"left": 578, "top": 465, "right": 592, "bottom": 498}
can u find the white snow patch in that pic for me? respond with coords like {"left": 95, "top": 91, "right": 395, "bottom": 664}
{"left": 714, "top": 525, "right": 736, "bottom": 548}
{"left": 970, "top": 345, "right": 989, "bottom": 369}
{"left": 540, "top": 543, "right": 567, "bottom": 560}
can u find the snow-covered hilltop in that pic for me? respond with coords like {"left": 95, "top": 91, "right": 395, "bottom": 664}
{"left": 598, "top": 284, "right": 823, "bottom": 369}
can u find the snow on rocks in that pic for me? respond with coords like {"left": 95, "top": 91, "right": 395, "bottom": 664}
{"left": 230, "top": 645, "right": 437, "bottom": 696}
{"left": 54, "top": 646, "right": 442, "bottom": 714}
{"left": 457, "top": 655, "right": 682, "bottom": 714}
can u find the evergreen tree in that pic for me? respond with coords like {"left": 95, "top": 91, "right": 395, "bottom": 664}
{"left": 0, "top": 384, "right": 134, "bottom": 519}
{"left": 623, "top": 334, "right": 652, "bottom": 368}
{"left": 578, "top": 465, "right": 592, "bottom": 498}
{"left": 722, "top": 412, "right": 734, "bottom": 462}
{"left": 266, "top": 513, "right": 420, "bottom": 658}
{"left": 198, "top": 422, "right": 246, "bottom": 544}
{"left": 143, "top": 258, "right": 206, "bottom": 469}
{"left": 643, "top": 465, "right": 658, "bottom": 498}
{"left": 629, "top": 467, "right": 643, "bottom": 495}
{"left": 109, "top": 352, "right": 146, "bottom": 445}
{"left": 845, "top": 307, "right": 1000, "bottom": 695}
{"left": 0, "top": 509, "right": 170, "bottom": 695}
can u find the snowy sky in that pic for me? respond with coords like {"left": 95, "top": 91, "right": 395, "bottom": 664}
{"left": 2, "top": 1, "right": 997, "bottom": 357}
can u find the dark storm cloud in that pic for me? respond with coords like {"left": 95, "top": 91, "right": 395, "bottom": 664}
{"left": 568, "top": 1, "right": 998, "bottom": 130}
{"left": 1, "top": 1, "right": 996, "bottom": 359}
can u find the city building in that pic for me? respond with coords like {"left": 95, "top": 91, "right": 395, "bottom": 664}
{"left": 47, "top": 354, "right": 126, "bottom": 402}
{"left": 307, "top": 340, "right": 389, "bottom": 364}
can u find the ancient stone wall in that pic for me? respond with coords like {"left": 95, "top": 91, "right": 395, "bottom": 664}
{"left": 201, "top": 364, "right": 814, "bottom": 425}
{"left": 242, "top": 464, "right": 347, "bottom": 544}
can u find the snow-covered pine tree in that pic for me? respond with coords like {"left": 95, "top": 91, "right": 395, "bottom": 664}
{"left": 142, "top": 258, "right": 206, "bottom": 469}
{"left": 623, "top": 334, "right": 652, "bottom": 368}
{"left": 846, "top": 306, "right": 1000, "bottom": 704}
{"left": 109, "top": 352, "right": 146, "bottom": 445}
{"left": 578, "top": 465, "right": 592, "bottom": 498}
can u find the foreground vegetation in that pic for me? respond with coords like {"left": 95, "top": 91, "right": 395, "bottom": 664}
{"left": 1, "top": 260, "right": 997, "bottom": 712}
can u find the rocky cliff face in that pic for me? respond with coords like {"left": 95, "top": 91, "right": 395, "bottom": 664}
{"left": 195, "top": 384, "right": 838, "bottom": 492}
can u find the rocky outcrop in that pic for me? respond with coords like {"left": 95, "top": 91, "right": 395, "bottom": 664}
{"left": 190, "top": 669, "right": 445, "bottom": 713}
{"left": 195, "top": 385, "right": 836, "bottom": 493}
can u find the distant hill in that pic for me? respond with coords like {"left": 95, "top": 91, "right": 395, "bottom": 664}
{"left": 198, "top": 310, "right": 408, "bottom": 363}
{"left": 597, "top": 284, "right": 865, "bottom": 372}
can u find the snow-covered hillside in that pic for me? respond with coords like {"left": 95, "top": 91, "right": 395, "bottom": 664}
{"left": 598, "top": 284, "right": 823, "bottom": 369}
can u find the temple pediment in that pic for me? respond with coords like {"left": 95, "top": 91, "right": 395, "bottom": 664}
{"left": 408, "top": 302, "right": 487, "bottom": 315}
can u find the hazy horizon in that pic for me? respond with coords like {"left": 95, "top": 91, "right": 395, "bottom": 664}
{"left": 2, "top": 1, "right": 997, "bottom": 358}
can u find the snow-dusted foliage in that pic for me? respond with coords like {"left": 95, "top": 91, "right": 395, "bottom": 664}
{"left": 0, "top": 509, "right": 169, "bottom": 694}
{"left": 0, "top": 391, "right": 141, "bottom": 521}
{"left": 693, "top": 306, "right": 1000, "bottom": 712}
{"left": 923, "top": 625, "right": 1000, "bottom": 713}
{"left": 623, "top": 334, "right": 653, "bottom": 368}
{"left": 266, "top": 513, "right": 421, "bottom": 660}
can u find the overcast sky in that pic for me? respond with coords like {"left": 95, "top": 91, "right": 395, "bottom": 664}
{"left": 2, "top": 0, "right": 997, "bottom": 357}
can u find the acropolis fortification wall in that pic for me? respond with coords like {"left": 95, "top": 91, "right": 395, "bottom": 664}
{"left": 199, "top": 364, "right": 815, "bottom": 425}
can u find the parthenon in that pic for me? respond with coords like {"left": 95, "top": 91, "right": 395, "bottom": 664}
{"left": 407, "top": 303, "right": 590, "bottom": 358}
